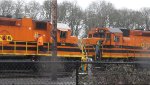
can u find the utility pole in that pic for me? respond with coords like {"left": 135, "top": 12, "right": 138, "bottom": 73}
{"left": 51, "top": 0, "right": 57, "bottom": 57}
{"left": 51, "top": 0, "right": 57, "bottom": 81}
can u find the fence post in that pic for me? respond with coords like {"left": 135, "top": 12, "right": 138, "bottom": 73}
{"left": 76, "top": 61, "right": 80, "bottom": 85}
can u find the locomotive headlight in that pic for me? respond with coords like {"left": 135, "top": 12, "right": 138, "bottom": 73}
{"left": 29, "top": 27, "right": 32, "bottom": 30}
{"left": 17, "top": 23, "right": 21, "bottom": 26}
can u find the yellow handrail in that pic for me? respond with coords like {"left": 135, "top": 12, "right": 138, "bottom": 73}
{"left": 36, "top": 43, "right": 38, "bottom": 54}
{"left": 48, "top": 43, "right": 50, "bottom": 52}
{"left": 0, "top": 41, "right": 50, "bottom": 55}
{"left": 2, "top": 41, "right": 3, "bottom": 53}
{"left": 14, "top": 41, "right": 16, "bottom": 53}
{"left": 26, "top": 42, "right": 27, "bottom": 54}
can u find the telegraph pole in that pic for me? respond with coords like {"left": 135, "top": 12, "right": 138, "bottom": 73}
{"left": 51, "top": 0, "right": 57, "bottom": 81}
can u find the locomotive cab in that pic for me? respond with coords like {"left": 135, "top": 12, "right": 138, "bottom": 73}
{"left": 88, "top": 28, "right": 106, "bottom": 41}
{"left": 91, "top": 28, "right": 108, "bottom": 60}
{"left": 82, "top": 27, "right": 124, "bottom": 60}
{"left": 82, "top": 28, "right": 108, "bottom": 59}
{"left": 94, "top": 28, "right": 123, "bottom": 59}
{"left": 93, "top": 29, "right": 106, "bottom": 42}
{"left": 60, "top": 31, "right": 67, "bottom": 45}
{"left": 57, "top": 23, "right": 71, "bottom": 45}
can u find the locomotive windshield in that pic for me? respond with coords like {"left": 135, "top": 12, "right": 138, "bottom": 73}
{"left": 93, "top": 30, "right": 105, "bottom": 38}
{"left": 60, "top": 31, "right": 67, "bottom": 38}
{"left": 35, "top": 21, "right": 47, "bottom": 30}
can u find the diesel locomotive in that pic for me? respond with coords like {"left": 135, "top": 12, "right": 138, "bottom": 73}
{"left": 82, "top": 27, "right": 150, "bottom": 61}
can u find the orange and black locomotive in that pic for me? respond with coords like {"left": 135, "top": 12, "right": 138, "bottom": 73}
{"left": 82, "top": 27, "right": 150, "bottom": 61}
{"left": 0, "top": 17, "right": 84, "bottom": 61}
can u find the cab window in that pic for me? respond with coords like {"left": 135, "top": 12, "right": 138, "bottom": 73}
{"left": 89, "top": 34, "right": 92, "bottom": 38}
{"left": 93, "top": 30, "right": 105, "bottom": 38}
{"left": 93, "top": 33, "right": 105, "bottom": 38}
{"left": 0, "top": 20, "right": 16, "bottom": 26}
{"left": 60, "top": 31, "right": 67, "bottom": 38}
{"left": 114, "top": 36, "right": 119, "bottom": 42}
{"left": 35, "top": 22, "right": 47, "bottom": 30}
{"left": 106, "top": 33, "right": 111, "bottom": 40}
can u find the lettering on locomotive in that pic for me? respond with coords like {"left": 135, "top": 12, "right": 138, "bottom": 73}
{"left": 141, "top": 43, "right": 150, "bottom": 49}
{"left": 0, "top": 35, "right": 13, "bottom": 41}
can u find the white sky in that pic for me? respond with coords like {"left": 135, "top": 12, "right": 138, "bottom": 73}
{"left": 25, "top": 0, "right": 150, "bottom": 10}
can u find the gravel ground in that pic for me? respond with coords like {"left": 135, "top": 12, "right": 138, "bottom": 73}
{"left": 79, "top": 64, "right": 150, "bottom": 85}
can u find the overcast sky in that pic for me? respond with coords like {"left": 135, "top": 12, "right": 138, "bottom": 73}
{"left": 25, "top": 0, "right": 150, "bottom": 10}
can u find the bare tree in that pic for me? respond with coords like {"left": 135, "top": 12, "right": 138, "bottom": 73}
{"left": 0, "top": 0, "right": 15, "bottom": 16}
{"left": 83, "top": 1, "right": 115, "bottom": 36}
{"left": 84, "top": 2, "right": 100, "bottom": 29}
{"left": 83, "top": 0, "right": 146, "bottom": 34}
{"left": 41, "top": 0, "right": 51, "bottom": 20}
{"left": 141, "top": 8, "right": 150, "bottom": 30}
{"left": 14, "top": 0, "right": 25, "bottom": 18}
{"left": 58, "top": 1, "right": 84, "bottom": 36}
{"left": 25, "top": 1, "right": 41, "bottom": 19}
{"left": 114, "top": 9, "right": 132, "bottom": 29}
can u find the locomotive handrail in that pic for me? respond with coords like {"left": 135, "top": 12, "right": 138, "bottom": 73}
{"left": 0, "top": 41, "right": 83, "bottom": 57}
{"left": 47, "top": 42, "right": 50, "bottom": 54}
{"left": 26, "top": 42, "right": 27, "bottom": 54}
{"left": 0, "top": 41, "right": 50, "bottom": 55}
{"left": 14, "top": 41, "right": 16, "bottom": 53}
{"left": 1, "top": 41, "right": 3, "bottom": 53}
{"left": 36, "top": 42, "right": 38, "bottom": 54}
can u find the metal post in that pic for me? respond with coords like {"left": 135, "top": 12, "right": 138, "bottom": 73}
{"left": 51, "top": 0, "right": 57, "bottom": 57}
{"left": 14, "top": 41, "right": 16, "bottom": 53}
{"left": 36, "top": 42, "right": 38, "bottom": 54}
{"left": 48, "top": 43, "right": 50, "bottom": 53}
{"left": 26, "top": 42, "right": 27, "bottom": 54}
{"left": 76, "top": 61, "right": 79, "bottom": 85}
{"left": 1, "top": 41, "right": 3, "bottom": 53}
{"left": 51, "top": 0, "right": 57, "bottom": 81}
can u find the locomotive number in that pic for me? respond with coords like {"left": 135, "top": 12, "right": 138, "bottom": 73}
{"left": 141, "top": 43, "right": 150, "bottom": 49}
{"left": 0, "top": 35, "right": 13, "bottom": 41}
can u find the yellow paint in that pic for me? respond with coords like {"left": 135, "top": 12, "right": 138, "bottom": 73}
{"left": 0, "top": 35, "right": 13, "bottom": 42}
{"left": 6, "top": 35, "right": 13, "bottom": 41}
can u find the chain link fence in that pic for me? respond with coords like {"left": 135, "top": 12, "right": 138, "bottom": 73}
{"left": 78, "top": 61, "right": 150, "bottom": 85}
{"left": 0, "top": 60, "right": 150, "bottom": 85}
